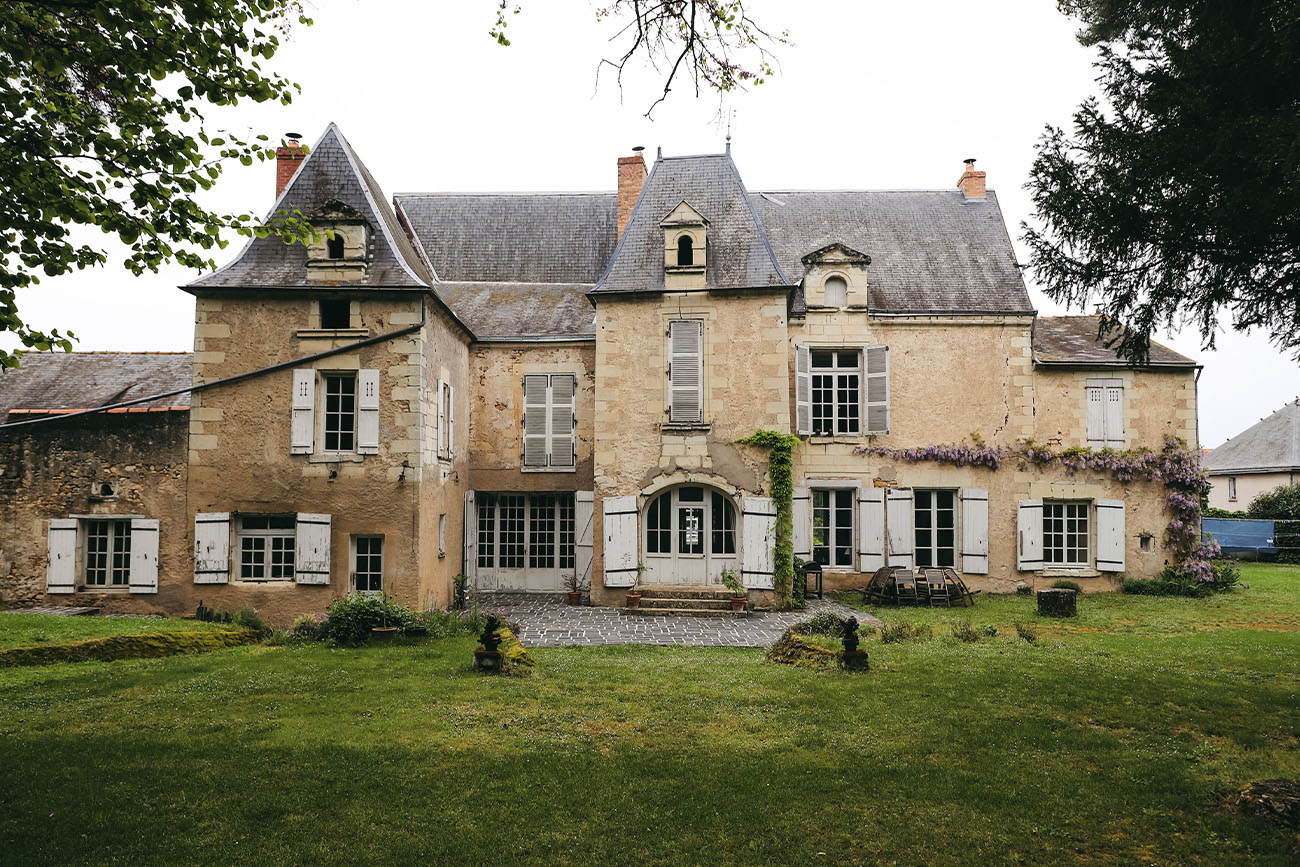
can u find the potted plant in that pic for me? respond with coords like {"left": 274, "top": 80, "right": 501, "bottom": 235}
{"left": 626, "top": 563, "right": 646, "bottom": 608}
{"left": 473, "top": 614, "right": 504, "bottom": 672}
{"left": 370, "top": 595, "right": 400, "bottom": 641}
{"left": 721, "top": 570, "right": 747, "bottom": 612}
{"left": 562, "top": 572, "right": 587, "bottom": 606}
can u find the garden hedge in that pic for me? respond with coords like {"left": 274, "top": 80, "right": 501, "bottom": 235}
{"left": 0, "top": 629, "right": 261, "bottom": 667}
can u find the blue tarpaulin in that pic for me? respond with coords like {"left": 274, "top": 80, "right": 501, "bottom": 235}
{"left": 1203, "top": 518, "right": 1277, "bottom": 554}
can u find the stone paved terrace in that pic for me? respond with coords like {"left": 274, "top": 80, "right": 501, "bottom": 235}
{"left": 477, "top": 593, "right": 882, "bottom": 648}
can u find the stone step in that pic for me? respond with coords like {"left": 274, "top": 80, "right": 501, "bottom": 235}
{"left": 637, "top": 586, "right": 734, "bottom": 600}
{"left": 620, "top": 607, "right": 750, "bottom": 618}
{"left": 639, "top": 596, "right": 734, "bottom": 611}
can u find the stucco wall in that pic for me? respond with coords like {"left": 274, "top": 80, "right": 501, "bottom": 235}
{"left": 1034, "top": 368, "right": 1197, "bottom": 450}
{"left": 0, "top": 413, "right": 188, "bottom": 611}
{"left": 1207, "top": 470, "right": 1297, "bottom": 511}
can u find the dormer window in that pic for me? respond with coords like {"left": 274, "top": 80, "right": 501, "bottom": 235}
{"left": 326, "top": 233, "right": 345, "bottom": 260}
{"left": 677, "top": 235, "right": 694, "bottom": 267}
{"left": 799, "top": 243, "right": 872, "bottom": 309}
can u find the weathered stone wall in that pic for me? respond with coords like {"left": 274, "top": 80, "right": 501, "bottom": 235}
{"left": 1034, "top": 367, "right": 1198, "bottom": 450}
{"left": 0, "top": 413, "right": 188, "bottom": 611}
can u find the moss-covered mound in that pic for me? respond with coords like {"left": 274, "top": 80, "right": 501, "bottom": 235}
{"left": 496, "top": 627, "right": 535, "bottom": 675}
{"left": 766, "top": 629, "right": 836, "bottom": 671}
{"left": 0, "top": 629, "right": 260, "bottom": 667}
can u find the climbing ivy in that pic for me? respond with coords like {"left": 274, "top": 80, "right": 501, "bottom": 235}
{"left": 738, "top": 430, "right": 801, "bottom": 609}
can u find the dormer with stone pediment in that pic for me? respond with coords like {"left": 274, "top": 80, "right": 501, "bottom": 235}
{"left": 305, "top": 199, "right": 371, "bottom": 283}
{"left": 801, "top": 243, "right": 871, "bottom": 310}
{"left": 660, "top": 201, "right": 708, "bottom": 290}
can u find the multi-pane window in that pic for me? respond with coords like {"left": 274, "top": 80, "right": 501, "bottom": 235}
{"left": 812, "top": 488, "right": 854, "bottom": 567}
{"left": 238, "top": 515, "right": 296, "bottom": 580}
{"left": 354, "top": 536, "right": 383, "bottom": 592}
{"left": 677, "top": 486, "right": 705, "bottom": 555}
{"left": 810, "top": 349, "right": 860, "bottom": 436}
{"left": 711, "top": 492, "right": 736, "bottom": 555}
{"left": 323, "top": 373, "right": 356, "bottom": 452}
{"left": 645, "top": 488, "right": 737, "bottom": 557}
{"left": 914, "top": 490, "right": 956, "bottom": 568}
{"left": 1043, "top": 502, "right": 1089, "bottom": 566}
{"left": 646, "top": 493, "right": 672, "bottom": 554}
{"left": 85, "top": 519, "right": 131, "bottom": 586}
{"left": 477, "top": 493, "right": 576, "bottom": 572}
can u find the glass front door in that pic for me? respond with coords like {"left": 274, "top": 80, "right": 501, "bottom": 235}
{"left": 643, "top": 486, "right": 738, "bottom": 585}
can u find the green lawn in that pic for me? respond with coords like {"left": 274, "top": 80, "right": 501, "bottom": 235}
{"left": 0, "top": 612, "right": 230, "bottom": 649}
{"left": 0, "top": 567, "right": 1297, "bottom": 865}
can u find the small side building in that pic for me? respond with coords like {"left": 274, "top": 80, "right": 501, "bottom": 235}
{"left": 1204, "top": 399, "right": 1300, "bottom": 510}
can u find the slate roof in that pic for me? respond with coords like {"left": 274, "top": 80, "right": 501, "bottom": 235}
{"left": 1032, "top": 315, "right": 1197, "bottom": 367}
{"left": 1204, "top": 399, "right": 1300, "bottom": 474}
{"left": 752, "top": 190, "right": 1033, "bottom": 314}
{"left": 594, "top": 153, "right": 789, "bottom": 293}
{"left": 434, "top": 282, "right": 595, "bottom": 340}
{"left": 0, "top": 353, "right": 192, "bottom": 424}
{"left": 190, "top": 123, "right": 432, "bottom": 290}
{"left": 395, "top": 193, "right": 617, "bottom": 283}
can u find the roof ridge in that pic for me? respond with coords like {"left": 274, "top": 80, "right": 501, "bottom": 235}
{"left": 394, "top": 191, "right": 615, "bottom": 198}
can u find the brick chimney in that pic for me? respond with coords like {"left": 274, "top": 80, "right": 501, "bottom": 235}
{"left": 617, "top": 147, "right": 648, "bottom": 237}
{"left": 957, "top": 157, "right": 986, "bottom": 198}
{"left": 275, "top": 133, "right": 306, "bottom": 198}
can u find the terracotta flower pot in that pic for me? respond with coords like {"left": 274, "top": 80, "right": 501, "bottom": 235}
{"left": 625, "top": 592, "right": 642, "bottom": 609}
{"left": 729, "top": 597, "right": 747, "bottom": 612}
{"left": 566, "top": 591, "right": 581, "bottom": 606}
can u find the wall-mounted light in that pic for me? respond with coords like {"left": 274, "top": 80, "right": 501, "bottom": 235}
{"left": 399, "top": 460, "right": 411, "bottom": 483}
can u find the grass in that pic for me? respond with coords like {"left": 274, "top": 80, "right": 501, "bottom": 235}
{"left": 0, "top": 612, "right": 230, "bottom": 650}
{"left": 0, "top": 566, "right": 1297, "bottom": 865}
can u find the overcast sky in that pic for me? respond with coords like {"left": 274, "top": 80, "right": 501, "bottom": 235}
{"left": 6, "top": 0, "right": 1296, "bottom": 447}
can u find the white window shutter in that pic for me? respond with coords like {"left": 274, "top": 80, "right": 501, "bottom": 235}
{"left": 463, "top": 491, "right": 477, "bottom": 581}
{"left": 357, "top": 369, "right": 380, "bottom": 455}
{"left": 193, "top": 512, "right": 231, "bottom": 584}
{"left": 128, "top": 518, "right": 160, "bottom": 594}
{"left": 46, "top": 518, "right": 78, "bottom": 594}
{"left": 295, "top": 513, "right": 331, "bottom": 585}
{"left": 522, "top": 374, "right": 550, "bottom": 468}
{"left": 791, "top": 485, "right": 811, "bottom": 559}
{"left": 741, "top": 496, "right": 776, "bottom": 590}
{"left": 602, "top": 495, "right": 639, "bottom": 587}
{"left": 858, "top": 487, "right": 886, "bottom": 571}
{"left": 885, "top": 487, "right": 913, "bottom": 568}
{"left": 1104, "top": 386, "right": 1124, "bottom": 447}
{"left": 575, "top": 491, "right": 595, "bottom": 588}
{"left": 1017, "top": 499, "right": 1044, "bottom": 571}
{"left": 447, "top": 383, "right": 456, "bottom": 457}
{"left": 436, "top": 378, "right": 447, "bottom": 459}
{"left": 864, "top": 345, "right": 890, "bottom": 434}
{"left": 794, "top": 345, "right": 812, "bottom": 435}
{"left": 1096, "top": 499, "right": 1126, "bottom": 572}
{"left": 668, "top": 319, "right": 703, "bottom": 423}
{"left": 959, "top": 488, "right": 989, "bottom": 574}
{"left": 1086, "top": 386, "right": 1105, "bottom": 447}
{"left": 549, "top": 374, "right": 576, "bottom": 469}
{"left": 291, "top": 369, "right": 315, "bottom": 454}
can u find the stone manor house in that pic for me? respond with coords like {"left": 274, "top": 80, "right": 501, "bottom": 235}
{"left": 0, "top": 124, "right": 1201, "bottom": 622}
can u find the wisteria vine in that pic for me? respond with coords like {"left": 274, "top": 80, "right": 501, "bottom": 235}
{"left": 853, "top": 435, "right": 1215, "bottom": 578}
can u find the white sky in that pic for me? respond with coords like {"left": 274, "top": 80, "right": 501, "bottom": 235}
{"left": 7, "top": 0, "right": 1297, "bottom": 447}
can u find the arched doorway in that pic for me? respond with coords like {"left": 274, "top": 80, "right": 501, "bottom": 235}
{"left": 642, "top": 485, "right": 739, "bottom": 585}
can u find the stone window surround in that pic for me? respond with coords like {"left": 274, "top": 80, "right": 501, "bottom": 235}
{"left": 67, "top": 514, "right": 145, "bottom": 593}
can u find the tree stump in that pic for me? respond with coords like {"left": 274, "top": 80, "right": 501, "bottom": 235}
{"left": 1037, "top": 588, "right": 1077, "bottom": 617}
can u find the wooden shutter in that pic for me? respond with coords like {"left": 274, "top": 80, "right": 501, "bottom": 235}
{"left": 1017, "top": 499, "right": 1044, "bottom": 571}
{"left": 1096, "top": 499, "right": 1126, "bottom": 572}
{"left": 522, "top": 374, "right": 550, "bottom": 468}
{"left": 436, "top": 378, "right": 447, "bottom": 459}
{"left": 46, "top": 518, "right": 78, "bottom": 594}
{"left": 295, "top": 513, "right": 331, "bottom": 585}
{"left": 128, "top": 518, "right": 160, "bottom": 594}
{"left": 791, "top": 485, "right": 811, "bottom": 560}
{"left": 602, "top": 495, "right": 639, "bottom": 587}
{"left": 575, "top": 491, "right": 595, "bottom": 588}
{"left": 864, "top": 345, "right": 889, "bottom": 434}
{"left": 549, "top": 375, "right": 576, "bottom": 469}
{"left": 885, "top": 487, "right": 913, "bottom": 568}
{"left": 741, "top": 496, "right": 776, "bottom": 590}
{"left": 959, "top": 488, "right": 989, "bottom": 574}
{"left": 463, "top": 491, "right": 477, "bottom": 582}
{"left": 357, "top": 369, "right": 380, "bottom": 455}
{"left": 1104, "top": 386, "right": 1124, "bottom": 447}
{"left": 291, "top": 369, "right": 315, "bottom": 454}
{"left": 794, "top": 345, "right": 812, "bottom": 435}
{"left": 1086, "top": 386, "right": 1105, "bottom": 447}
{"left": 858, "top": 487, "right": 886, "bottom": 571}
{"left": 447, "top": 383, "right": 456, "bottom": 457}
{"left": 193, "top": 512, "right": 231, "bottom": 584}
{"left": 668, "top": 319, "right": 703, "bottom": 423}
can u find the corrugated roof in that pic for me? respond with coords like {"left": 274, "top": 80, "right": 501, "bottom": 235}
{"left": 753, "top": 189, "right": 1034, "bottom": 314}
{"left": 190, "top": 123, "right": 432, "bottom": 290}
{"left": 434, "top": 282, "right": 595, "bottom": 340}
{"left": 594, "top": 153, "right": 789, "bottom": 293}
{"left": 396, "top": 193, "right": 618, "bottom": 283}
{"left": 0, "top": 353, "right": 192, "bottom": 423}
{"left": 1204, "top": 399, "right": 1300, "bottom": 473}
{"left": 1033, "top": 315, "right": 1197, "bottom": 366}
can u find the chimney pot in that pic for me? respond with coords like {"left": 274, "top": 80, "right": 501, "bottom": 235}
{"left": 957, "top": 157, "right": 986, "bottom": 199}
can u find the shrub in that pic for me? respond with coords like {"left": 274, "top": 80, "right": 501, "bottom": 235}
{"left": 792, "top": 611, "right": 848, "bottom": 635}
{"left": 1246, "top": 483, "right": 1300, "bottom": 520}
{"left": 291, "top": 613, "right": 327, "bottom": 641}
{"left": 452, "top": 574, "right": 469, "bottom": 610}
{"left": 981, "top": 624, "right": 999, "bottom": 638}
{"left": 1051, "top": 579, "right": 1083, "bottom": 593}
{"left": 319, "top": 594, "right": 416, "bottom": 645}
{"left": 1124, "top": 558, "right": 1241, "bottom": 598}
{"left": 880, "top": 621, "right": 931, "bottom": 644}
{"left": 1015, "top": 584, "right": 1032, "bottom": 596}
{"left": 1015, "top": 621, "right": 1039, "bottom": 644}
{"left": 230, "top": 607, "right": 270, "bottom": 636}
{"left": 720, "top": 569, "right": 745, "bottom": 597}
{"left": 951, "top": 620, "right": 980, "bottom": 643}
